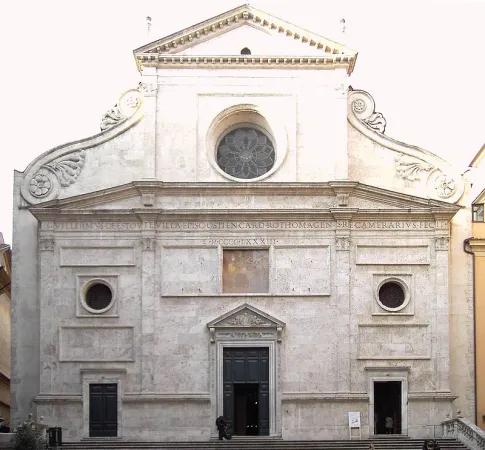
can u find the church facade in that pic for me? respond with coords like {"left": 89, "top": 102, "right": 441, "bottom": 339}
{"left": 11, "top": 5, "right": 474, "bottom": 442}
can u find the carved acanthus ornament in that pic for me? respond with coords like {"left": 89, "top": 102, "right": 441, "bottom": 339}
{"left": 335, "top": 237, "right": 350, "bottom": 251}
{"left": 435, "top": 237, "right": 450, "bottom": 251}
{"left": 395, "top": 154, "right": 434, "bottom": 181}
{"left": 28, "top": 150, "right": 86, "bottom": 200}
{"left": 350, "top": 94, "right": 386, "bottom": 134}
{"left": 224, "top": 312, "right": 271, "bottom": 327}
{"left": 100, "top": 87, "right": 143, "bottom": 131}
{"left": 141, "top": 237, "right": 156, "bottom": 251}
{"left": 39, "top": 238, "right": 55, "bottom": 252}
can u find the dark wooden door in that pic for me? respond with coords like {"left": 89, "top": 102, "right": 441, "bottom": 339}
{"left": 89, "top": 384, "right": 118, "bottom": 437}
{"left": 223, "top": 348, "right": 270, "bottom": 436}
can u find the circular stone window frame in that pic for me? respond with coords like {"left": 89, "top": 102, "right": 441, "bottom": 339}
{"left": 206, "top": 104, "right": 288, "bottom": 182}
{"left": 80, "top": 278, "right": 115, "bottom": 315}
{"left": 375, "top": 278, "right": 410, "bottom": 312}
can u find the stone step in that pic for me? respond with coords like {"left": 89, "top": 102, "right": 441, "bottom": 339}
{"left": 57, "top": 438, "right": 468, "bottom": 450}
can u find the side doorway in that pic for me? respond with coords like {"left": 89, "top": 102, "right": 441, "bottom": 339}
{"left": 89, "top": 384, "right": 118, "bottom": 437}
{"left": 374, "top": 381, "right": 402, "bottom": 434}
{"left": 223, "top": 347, "right": 269, "bottom": 436}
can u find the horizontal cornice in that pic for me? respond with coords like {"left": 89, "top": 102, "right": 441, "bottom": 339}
{"left": 135, "top": 54, "right": 356, "bottom": 73}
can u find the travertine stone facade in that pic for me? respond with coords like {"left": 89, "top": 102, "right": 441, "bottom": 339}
{"left": 12, "top": 4, "right": 474, "bottom": 442}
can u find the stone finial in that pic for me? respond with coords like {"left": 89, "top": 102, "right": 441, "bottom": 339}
{"left": 340, "top": 18, "right": 346, "bottom": 34}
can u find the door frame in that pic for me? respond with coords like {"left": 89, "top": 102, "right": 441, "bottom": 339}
{"left": 82, "top": 368, "right": 126, "bottom": 439}
{"left": 367, "top": 367, "right": 408, "bottom": 436}
{"left": 214, "top": 340, "right": 278, "bottom": 436}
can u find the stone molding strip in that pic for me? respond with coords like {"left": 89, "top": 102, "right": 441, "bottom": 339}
{"left": 20, "top": 86, "right": 144, "bottom": 206}
{"left": 34, "top": 394, "right": 82, "bottom": 404}
{"left": 347, "top": 88, "right": 465, "bottom": 203}
{"left": 123, "top": 393, "right": 210, "bottom": 403}
{"left": 282, "top": 392, "right": 368, "bottom": 402}
{"left": 408, "top": 392, "right": 458, "bottom": 401}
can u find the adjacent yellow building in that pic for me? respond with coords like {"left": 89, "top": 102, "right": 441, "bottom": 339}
{"left": 0, "top": 233, "right": 11, "bottom": 428}
{"left": 466, "top": 144, "right": 485, "bottom": 430}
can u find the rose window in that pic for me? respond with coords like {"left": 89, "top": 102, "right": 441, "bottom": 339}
{"left": 216, "top": 127, "right": 275, "bottom": 179}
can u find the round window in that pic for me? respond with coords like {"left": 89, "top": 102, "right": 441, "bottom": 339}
{"left": 216, "top": 127, "right": 275, "bottom": 179}
{"left": 84, "top": 282, "right": 113, "bottom": 313}
{"left": 378, "top": 281, "right": 406, "bottom": 310}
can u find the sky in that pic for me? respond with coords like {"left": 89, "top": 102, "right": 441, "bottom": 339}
{"left": 0, "top": 0, "right": 484, "bottom": 246}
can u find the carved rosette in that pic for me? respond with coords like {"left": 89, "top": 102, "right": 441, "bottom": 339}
{"left": 349, "top": 89, "right": 387, "bottom": 134}
{"left": 425, "top": 168, "right": 462, "bottom": 201}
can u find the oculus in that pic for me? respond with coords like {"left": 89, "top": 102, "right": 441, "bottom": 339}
{"left": 216, "top": 127, "right": 275, "bottom": 180}
{"left": 377, "top": 281, "right": 407, "bottom": 311}
{"left": 82, "top": 281, "right": 114, "bottom": 314}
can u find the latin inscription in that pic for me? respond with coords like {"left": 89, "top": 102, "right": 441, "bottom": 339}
{"left": 42, "top": 220, "right": 447, "bottom": 231}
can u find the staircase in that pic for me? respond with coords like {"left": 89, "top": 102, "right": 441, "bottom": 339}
{"left": 57, "top": 437, "right": 469, "bottom": 450}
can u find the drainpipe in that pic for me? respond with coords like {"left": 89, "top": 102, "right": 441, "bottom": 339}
{"left": 463, "top": 237, "right": 477, "bottom": 425}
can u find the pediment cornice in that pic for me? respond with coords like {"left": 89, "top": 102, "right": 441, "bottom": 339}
{"left": 134, "top": 4, "right": 357, "bottom": 74}
{"left": 207, "top": 303, "right": 285, "bottom": 328}
{"left": 27, "top": 181, "right": 460, "bottom": 218}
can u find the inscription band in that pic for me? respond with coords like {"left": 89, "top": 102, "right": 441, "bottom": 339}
{"left": 42, "top": 220, "right": 446, "bottom": 232}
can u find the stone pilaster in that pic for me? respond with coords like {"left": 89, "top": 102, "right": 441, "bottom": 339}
{"left": 38, "top": 235, "right": 56, "bottom": 394}
{"left": 140, "top": 234, "right": 157, "bottom": 392}
{"left": 335, "top": 220, "right": 351, "bottom": 392}
{"left": 435, "top": 235, "right": 451, "bottom": 391}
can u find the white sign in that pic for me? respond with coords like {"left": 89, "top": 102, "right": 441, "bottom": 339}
{"left": 348, "top": 412, "right": 361, "bottom": 428}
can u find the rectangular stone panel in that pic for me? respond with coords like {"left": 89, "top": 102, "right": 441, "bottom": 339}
{"left": 358, "top": 324, "right": 430, "bottom": 359}
{"left": 356, "top": 245, "right": 430, "bottom": 265}
{"left": 161, "top": 246, "right": 219, "bottom": 295}
{"left": 273, "top": 246, "right": 330, "bottom": 294}
{"left": 60, "top": 247, "right": 135, "bottom": 266}
{"left": 59, "top": 326, "right": 134, "bottom": 362}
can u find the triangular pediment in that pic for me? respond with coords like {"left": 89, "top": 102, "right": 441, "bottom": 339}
{"left": 134, "top": 4, "right": 357, "bottom": 73}
{"left": 27, "top": 181, "right": 460, "bottom": 223}
{"left": 207, "top": 303, "right": 285, "bottom": 329}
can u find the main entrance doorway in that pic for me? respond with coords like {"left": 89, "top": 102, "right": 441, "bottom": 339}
{"left": 89, "top": 384, "right": 117, "bottom": 437}
{"left": 223, "top": 347, "right": 269, "bottom": 436}
{"left": 374, "top": 381, "right": 401, "bottom": 435}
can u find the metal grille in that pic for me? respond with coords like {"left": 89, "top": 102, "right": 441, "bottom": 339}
{"left": 217, "top": 127, "right": 275, "bottom": 179}
{"left": 86, "top": 284, "right": 112, "bottom": 310}
{"left": 378, "top": 282, "right": 405, "bottom": 309}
